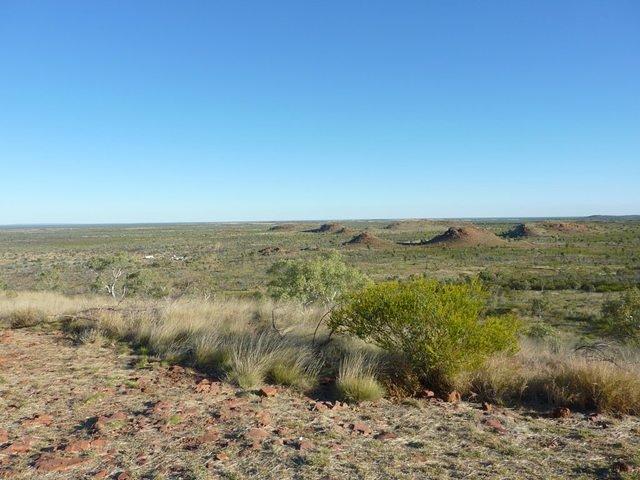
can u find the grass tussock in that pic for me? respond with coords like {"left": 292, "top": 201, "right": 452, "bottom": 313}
{"left": 2, "top": 307, "right": 48, "bottom": 329}
{"left": 0, "top": 291, "right": 337, "bottom": 393}
{"left": 467, "top": 341, "right": 640, "bottom": 415}
{"left": 336, "top": 353, "right": 385, "bottom": 402}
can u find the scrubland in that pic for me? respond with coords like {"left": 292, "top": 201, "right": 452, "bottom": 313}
{"left": 1, "top": 218, "right": 640, "bottom": 478}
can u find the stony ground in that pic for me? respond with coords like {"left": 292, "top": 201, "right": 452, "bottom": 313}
{"left": 1, "top": 328, "right": 639, "bottom": 479}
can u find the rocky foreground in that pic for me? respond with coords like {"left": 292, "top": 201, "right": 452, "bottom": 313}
{"left": 1, "top": 328, "right": 639, "bottom": 479}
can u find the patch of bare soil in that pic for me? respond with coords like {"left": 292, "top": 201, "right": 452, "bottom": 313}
{"left": 1, "top": 328, "right": 639, "bottom": 479}
{"left": 541, "top": 222, "right": 590, "bottom": 233}
{"left": 343, "top": 232, "right": 390, "bottom": 248}
{"left": 502, "top": 223, "right": 543, "bottom": 239}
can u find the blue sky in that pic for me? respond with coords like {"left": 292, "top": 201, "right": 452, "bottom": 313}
{"left": 1, "top": 1, "right": 638, "bottom": 224}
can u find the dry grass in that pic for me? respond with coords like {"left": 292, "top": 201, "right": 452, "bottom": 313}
{"left": 336, "top": 353, "right": 385, "bottom": 402}
{"left": 0, "top": 291, "right": 352, "bottom": 394}
{"left": 468, "top": 340, "right": 640, "bottom": 414}
{"left": 3, "top": 290, "right": 640, "bottom": 415}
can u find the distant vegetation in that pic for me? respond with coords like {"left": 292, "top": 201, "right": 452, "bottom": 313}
{"left": 1, "top": 218, "right": 640, "bottom": 413}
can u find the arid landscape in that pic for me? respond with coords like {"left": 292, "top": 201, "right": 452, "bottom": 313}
{"left": 1, "top": 218, "right": 640, "bottom": 479}
{"left": 2, "top": 2, "right": 639, "bottom": 478}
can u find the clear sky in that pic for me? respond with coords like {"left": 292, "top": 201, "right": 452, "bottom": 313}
{"left": 1, "top": 1, "right": 638, "bottom": 224}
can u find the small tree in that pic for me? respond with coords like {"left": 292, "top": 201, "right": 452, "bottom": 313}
{"left": 267, "top": 252, "right": 368, "bottom": 306}
{"left": 597, "top": 288, "right": 640, "bottom": 344}
{"left": 329, "top": 278, "right": 520, "bottom": 392}
{"left": 87, "top": 254, "right": 139, "bottom": 299}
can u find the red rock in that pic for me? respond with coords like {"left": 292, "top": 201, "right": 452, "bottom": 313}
{"left": 22, "top": 414, "right": 53, "bottom": 427}
{"left": 215, "top": 452, "right": 230, "bottom": 461}
{"left": 297, "top": 438, "right": 315, "bottom": 451}
{"left": 151, "top": 401, "right": 171, "bottom": 416}
{"left": 195, "top": 379, "right": 211, "bottom": 393}
{"left": 4, "top": 437, "right": 32, "bottom": 454}
{"left": 552, "top": 407, "right": 571, "bottom": 419}
{"left": 312, "top": 401, "right": 328, "bottom": 412}
{"left": 92, "top": 469, "right": 110, "bottom": 479}
{"left": 65, "top": 439, "right": 92, "bottom": 453}
{"left": 245, "top": 427, "right": 270, "bottom": 445}
{"left": 329, "top": 401, "right": 345, "bottom": 411}
{"left": 375, "top": 431, "right": 398, "bottom": 440}
{"left": 90, "top": 438, "right": 108, "bottom": 450}
{"left": 64, "top": 437, "right": 107, "bottom": 453}
{"left": 351, "top": 421, "right": 372, "bottom": 435}
{"left": 258, "top": 386, "right": 277, "bottom": 397}
{"left": 0, "top": 429, "right": 8, "bottom": 443}
{"left": 116, "top": 472, "right": 131, "bottom": 480}
{"left": 185, "top": 428, "right": 221, "bottom": 449}
{"left": 420, "top": 389, "right": 435, "bottom": 398}
{"left": 110, "top": 411, "right": 127, "bottom": 421}
{"left": 482, "top": 402, "right": 493, "bottom": 412}
{"left": 35, "top": 454, "right": 88, "bottom": 472}
{"left": 446, "top": 391, "right": 461, "bottom": 403}
{"left": 483, "top": 417, "right": 507, "bottom": 434}
{"left": 255, "top": 410, "right": 272, "bottom": 426}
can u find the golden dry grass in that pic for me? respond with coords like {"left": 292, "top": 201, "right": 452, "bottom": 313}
{"left": 3, "top": 291, "right": 640, "bottom": 415}
{"left": 467, "top": 341, "right": 640, "bottom": 414}
{"left": 336, "top": 352, "right": 385, "bottom": 402}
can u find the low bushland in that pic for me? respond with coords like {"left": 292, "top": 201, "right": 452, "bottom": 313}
{"left": 2, "top": 285, "right": 640, "bottom": 414}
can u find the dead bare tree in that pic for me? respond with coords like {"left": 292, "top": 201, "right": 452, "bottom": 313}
{"left": 105, "top": 268, "right": 127, "bottom": 300}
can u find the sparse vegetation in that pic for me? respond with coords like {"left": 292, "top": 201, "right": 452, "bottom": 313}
{"left": 1, "top": 218, "right": 640, "bottom": 478}
{"left": 1, "top": 307, "right": 47, "bottom": 329}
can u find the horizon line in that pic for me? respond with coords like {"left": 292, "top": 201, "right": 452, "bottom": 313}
{"left": 1, "top": 214, "right": 638, "bottom": 229}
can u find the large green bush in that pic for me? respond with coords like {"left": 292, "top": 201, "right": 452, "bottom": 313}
{"left": 328, "top": 278, "right": 520, "bottom": 391}
{"left": 267, "top": 252, "right": 368, "bottom": 305}
{"left": 597, "top": 288, "right": 640, "bottom": 343}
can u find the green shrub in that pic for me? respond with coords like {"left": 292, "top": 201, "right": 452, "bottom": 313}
{"left": 525, "top": 322, "right": 559, "bottom": 340}
{"left": 329, "top": 278, "right": 520, "bottom": 392}
{"left": 529, "top": 296, "right": 549, "bottom": 317}
{"left": 267, "top": 252, "right": 368, "bottom": 305}
{"left": 597, "top": 288, "right": 640, "bottom": 343}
